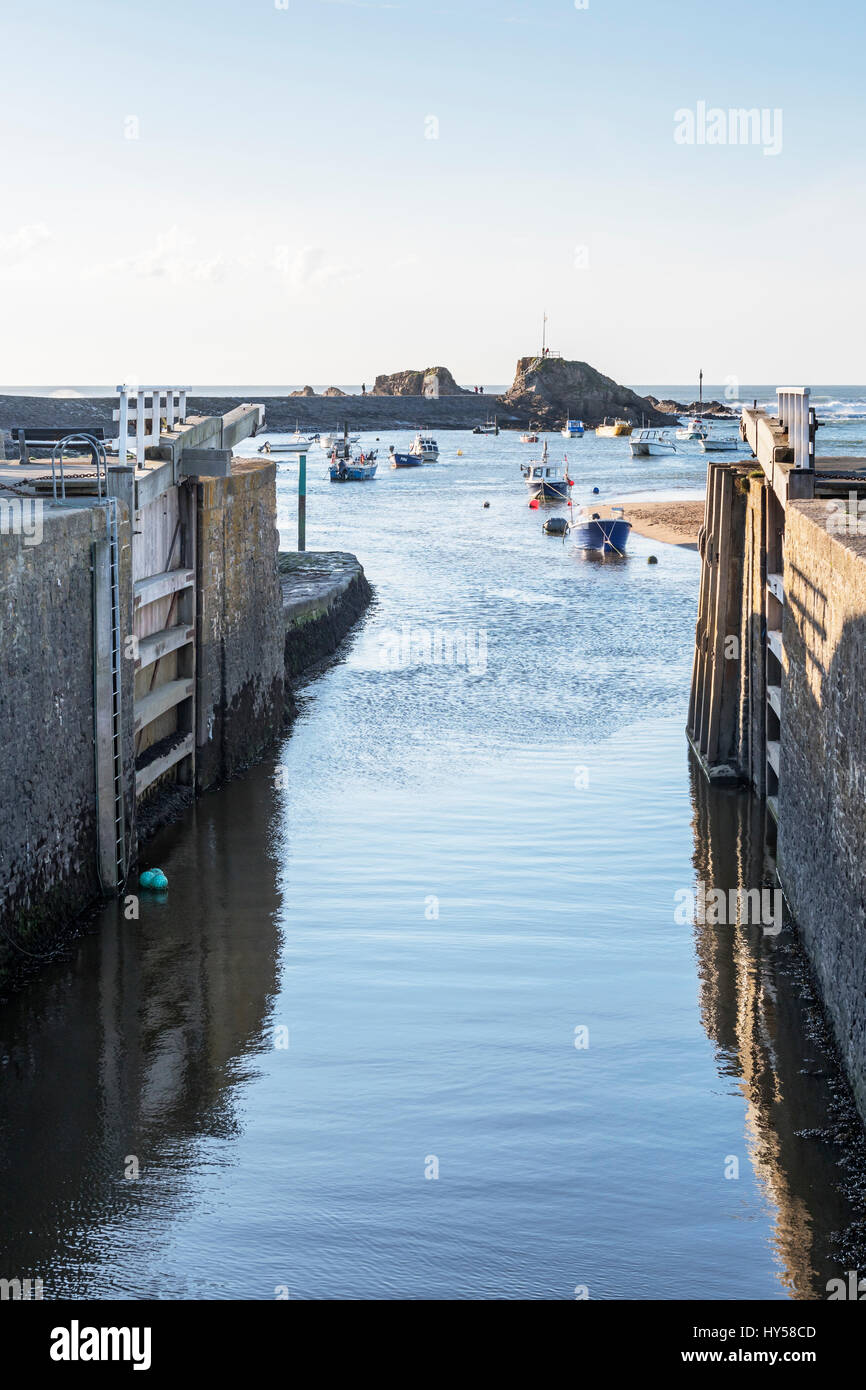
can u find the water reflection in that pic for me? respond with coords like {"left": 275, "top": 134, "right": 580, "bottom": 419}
{"left": 0, "top": 762, "right": 283, "bottom": 1297}
{"left": 688, "top": 757, "right": 859, "bottom": 1299}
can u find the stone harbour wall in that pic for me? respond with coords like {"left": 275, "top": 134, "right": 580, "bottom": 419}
{"left": 778, "top": 500, "right": 866, "bottom": 1117}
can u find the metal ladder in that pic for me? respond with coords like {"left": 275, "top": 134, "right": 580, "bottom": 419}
{"left": 105, "top": 495, "right": 127, "bottom": 890}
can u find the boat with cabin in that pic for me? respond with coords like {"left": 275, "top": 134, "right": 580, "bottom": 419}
{"left": 520, "top": 431, "right": 539, "bottom": 444}
{"left": 629, "top": 428, "right": 677, "bottom": 457}
{"left": 409, "top": 432, "right": 439, "bottom": 461}
{"left": 561, "top": 417, "right": 585, "bottom": 438}
{"left": 596, "top": 418, "right": 633, "bottom": 437}
{"left": 473, "top": 416, "right": 499, "bottom": 436}
{"left": 520, "top": 441, "right": 572, "bottom": 503}
{"left": 700, "top": 431, "right": 742, "bottom": 453}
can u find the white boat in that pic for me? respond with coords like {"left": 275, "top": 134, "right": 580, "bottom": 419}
{"left": 561, "top": 417, "right": 585, "bottom": 438}
{"left": 700, "top": 431, "right": 742, "bottom": 453}
{"left": 409, "top": 432, "right": 439, "bottom": 461}
{"left": 676, "top": 417, "right": 708, "bottom": 441}
{"left": 318, "top": 430, "right": 360, "bottom": 451}
{"left": 629, "top": 429, "right": 677, "bottom": 457}
{"left": 257, "top": 431, "right": 316, "bottom": 455}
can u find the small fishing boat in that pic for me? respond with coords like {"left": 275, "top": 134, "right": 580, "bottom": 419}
{"left": 258, "top": 431, "right": 316, "bottom": 455}
{"left": 409, "top": 432, "right": 439, "bottom": 461}
{"left": 561, "top": 417, "right": 585, "bottom": 438}
{"left": 389, "top": 446, "right": 423, "bottom": 468}
{"left": 520, "top": 441, "right": 572, "bottom": 502}
{"left": 676, "top": 417, "right": 708, "bottom": 441}
{"left": 596, "top": 418, "right": 633, "bottom": 437}
{"left": 700, "top": 429, "right": 742, "bottom": 453}
{"left": 520, "top": 431, "right": 539, "bottom": 444}
{"left": 329, "top": 449, "right": 377, "bottom": 481}
{"left": 319, "top": 430, "right": 360, "bottom": 451}
{"left": 676, "top": 371, "right": 708, "bottom": 441}
{"left": 629, "top": 428, "right": 677, "bottom": 457}
{"left": 570, "top": 506, "right": 632, "bottom": 554}
{"left": 473, "top": 416, "right": 499, "bottom": 436}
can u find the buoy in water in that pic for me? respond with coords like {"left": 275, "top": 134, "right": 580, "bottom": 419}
{"left": 648, "top": 555, "right": 658, "bottom": 565}
{"left": 592, "top": 486, "right": 600, "bottom": 495}
{"left": 140, "top": 868, "right": 168, "bottom": 890}
{"left": 543, "top": 516, "right": 569, "bottom": 535}
{"left": 483, "top": 501, "right": 490, "bottom": 508}
{"left": 457, "top": 449, "right": 463, "bottom": 456}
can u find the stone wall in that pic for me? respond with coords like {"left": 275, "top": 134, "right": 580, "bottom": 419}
{"left": 778, "top": 500, "right": 866, "bottom": 1116}
{"left": 0, "top": 501, "right": 134, "bottom": 984}
{"left": 195, "top": 459, "right": 286, "bottom": 791}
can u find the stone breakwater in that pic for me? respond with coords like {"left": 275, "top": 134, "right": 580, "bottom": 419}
{"left": 0, "top": 393, "right": 520, "bottom": 436}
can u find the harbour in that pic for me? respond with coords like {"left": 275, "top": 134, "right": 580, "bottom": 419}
{"left": 3, "top": 394, "right": 866, "bottom": 1304}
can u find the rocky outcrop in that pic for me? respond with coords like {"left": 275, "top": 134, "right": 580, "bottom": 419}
{"left": 290, "top": 385, "right": 317, "bottom": 397}
{"left": 372, "top": 366, "right": 468, "bottom": 396}
{"left": 645, "top": 395, "right": 737, "bottom": 418}
{"left": 503, "top": 356, "right": 671, "bottom": 429}
{"left": 323, "top": 386, "right": 346, "bottom": 397}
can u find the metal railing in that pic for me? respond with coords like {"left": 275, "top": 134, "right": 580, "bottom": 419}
{"left": 50, "top": 433, "right": 107, "bottom": 502}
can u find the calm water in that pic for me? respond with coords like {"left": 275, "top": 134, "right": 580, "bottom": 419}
{"left": 1, "top": 424, "right": 863, "bottom": 1300}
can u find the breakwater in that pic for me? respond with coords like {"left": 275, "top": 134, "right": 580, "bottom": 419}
{"left": 0, "top": 393, "right": 520, "bottom": 435}
{"left": 0, "top": 409, "right": 371, "bottom": 986}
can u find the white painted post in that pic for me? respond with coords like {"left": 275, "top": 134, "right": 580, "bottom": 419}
{"left": 179, "top": 390, "right": 188, "bottom": 422}
{"left": 116, "top": 385, "right": 129, "bottom": 463}
{"left": 165, "top": 388, "right": 175, "bottom": 431}
{"left": 136, "top": 389, "right": 146, "bottom": 465}
{"left": 777, "top": 388, "right": 811, "bottom": 468}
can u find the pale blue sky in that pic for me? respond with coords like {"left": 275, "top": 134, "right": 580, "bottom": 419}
{"left": 2, "top": 0, "right": 864, "bottom": 385}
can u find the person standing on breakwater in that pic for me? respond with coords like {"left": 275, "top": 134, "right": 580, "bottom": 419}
{"left": 361, "top": 383, "right": 366, "bottom": 396}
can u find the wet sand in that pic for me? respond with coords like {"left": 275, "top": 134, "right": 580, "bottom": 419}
{"left": 598, "top": 499, "right": 704, "bottom": 550}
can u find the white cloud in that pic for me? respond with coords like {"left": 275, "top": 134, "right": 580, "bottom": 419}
{"left": 84, "top": 227, "right": 231, "bottom": 283}
{"left": 0, "top": 223, "right": 52, "bottom": 263}
{"left": 272, "top": 243, "right": 359, "bottom": 296}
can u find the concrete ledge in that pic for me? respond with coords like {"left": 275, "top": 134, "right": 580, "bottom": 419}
{"left": 279, "top": 551, "right": 372, "bottom": 679}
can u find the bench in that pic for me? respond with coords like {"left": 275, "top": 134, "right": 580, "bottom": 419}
{"left": 10, "top": 426, "right": 106, "bottom": 466}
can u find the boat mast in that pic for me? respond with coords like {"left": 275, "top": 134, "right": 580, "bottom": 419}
{"left": 699, "top": 368, "right": 703, "bottom": 421}
{"left": 542, "top": 310, "right": 548, "bottom": 358}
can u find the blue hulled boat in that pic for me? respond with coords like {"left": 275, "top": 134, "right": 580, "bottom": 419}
{"left": 570, "top": 507, "right": 632, "bottom": 554}
{"left": 390, "top": 446, "right": 423, "bottom": 468}
{"left": 328, "top": 447, "right": 377, "bottom": 481}
{"left": 521, "top": 441, "right": 572, "bottom": 503}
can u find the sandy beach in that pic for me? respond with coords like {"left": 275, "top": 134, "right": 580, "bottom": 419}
{"left": 597, "top": 499, "right": 704, "bottom": 550}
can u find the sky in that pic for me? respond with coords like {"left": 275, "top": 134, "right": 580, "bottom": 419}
{"left": 1, "top": 0, "right": 865, "bottom": 387}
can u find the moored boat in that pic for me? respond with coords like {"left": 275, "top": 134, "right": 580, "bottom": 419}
{"left": 629, "top": 428, "right": 677, "bottom": 457}
{"left": 561, "top": 417, "right": 585, "bottom": 438}
{"left": 596, "top": 418, "right": 633, "bottom": 437}
{"left": 329, "top": 448, "right": 377, "bottom": 481}
{"left": 389, "top": 446, "right": 423, "bottom": 468}
{"left": 520, "top": 431, "right": 539, "bottom": 444}
{"left": 520, "top": 441, "right": 572, "bottom": 502}
{"left": 700, "top": 430, "right": 742, "bottom": 453}
{"left": 409, "top": 432, "right": 439, "bottom": 461}
{"left": 570, "top": 506, "right": 632, "bottom": 554}
{"left": 676, "top": 417, "right": 708, "bottom": 441}
{"left": 473, "top": 415, "right": 499, "bottom": 436}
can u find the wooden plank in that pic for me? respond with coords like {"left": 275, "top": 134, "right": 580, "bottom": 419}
{"left": 134, "top": 678, "right": 193, "bottom": 732}
{"left": 135, "top": 733, "right": 195, "bottom": 797}
{"left": 706, "top": 467, "right": 734, "bottom": 763}
{"left": 767, "top": 683, "right": 782, "bottom": 718}
{"left": 136, "top": 624, "right": 194, "bottom": 670}
{"left": 134, "top": 567, "right": 194, "bottom": 608}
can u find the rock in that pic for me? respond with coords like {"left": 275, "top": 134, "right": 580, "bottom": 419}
{"left": 323, "top": 386, "right": 346, "bottom": 397}
{"left": 645, "top": 395, "right": 737, "bottom": 418}
{"left": 290, "top": 385, "right": 317, "bottom": 397}
{"left": 372, "top": 366, "right": 469, "bottom": 396}
{"left": 503, "top": 356, "right": 671, "bottom": 428}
